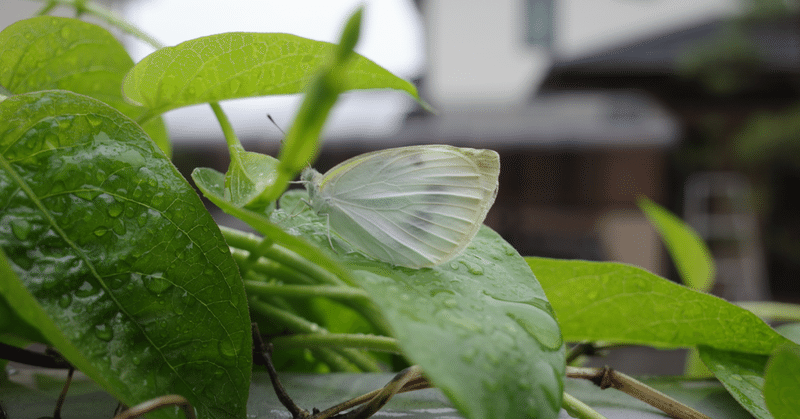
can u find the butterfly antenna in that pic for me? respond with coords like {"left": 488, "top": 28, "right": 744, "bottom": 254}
{"left": 266, "top": 114, "right": 286, "bottom": 137}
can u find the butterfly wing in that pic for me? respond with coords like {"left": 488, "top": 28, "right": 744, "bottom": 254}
{"left": 314, "top": 145, "right": 499, "bottom": 268}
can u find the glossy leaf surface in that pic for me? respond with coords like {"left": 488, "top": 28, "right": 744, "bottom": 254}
{"left": 528, "top": 257, "right": 787, "bottom": 353}
{"left": 0, "top": 91, "right": 251, "bottom": 419}
{"left": 269, "top": 191, "right": 565, "bottom": 419}
{"left": 123, "top": 32, "right": 424, "bottom": 115}
{"left": 699, "top": 346, "right": 772, "bottom": 419}
{"left": 0, "top": 16, "right": 170, "bottom": 155}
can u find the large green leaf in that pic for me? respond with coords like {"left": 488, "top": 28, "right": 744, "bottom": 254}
{"left": 0, "top": 16, "right": 170, "bottom": 156}
{"left": 123, "top": 31, "right": 425, "bottom": 116}
{"left": 268, "top": 191, "right": 565, "bottom": 419}
{"left": 637, "top": 197, "right": 715, "bottom": 291}
{"left": 528, "top": 257, "right": 787, "bottom": 353}
{"left": 0, "top": 91, "right": 251, "bottom": 419}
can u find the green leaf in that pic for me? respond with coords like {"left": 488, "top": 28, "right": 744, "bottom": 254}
{"left": 699, "top": 347, "right": 772, "bottom": 419}
{"left": 225, "top": 145, "right": 280, "bottom": 210}
{"left": 637, "top": 196, "right": 715, "bottom": 291}
{"left": 764, "top": 344, "right": 800, "bottom": 419}
{"left": 0, "top": 91, "right": 251, "bottom": 419}
{"left": 122, "top": 31, "right": 426, "bottom": 116}
{"left": 273, "top": 191, "right": 565, "bottom": 419}
{"left": 528, "top": 257, "right": 787, "bottom": 353}
{"left": 0, "top": 16, "right": 170, "bottom": 156}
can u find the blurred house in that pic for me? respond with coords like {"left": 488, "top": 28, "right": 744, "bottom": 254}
{"left": 540, "top": 12, "right": 800, "bottom": 301}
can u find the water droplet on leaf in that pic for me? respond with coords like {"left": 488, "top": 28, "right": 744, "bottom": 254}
{"left": 94, "top": 324, "right": 113, "bottom": 342}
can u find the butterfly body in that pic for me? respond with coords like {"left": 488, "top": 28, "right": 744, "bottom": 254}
{"left": 302, "top": 145, "right": 500, "bottom": 268}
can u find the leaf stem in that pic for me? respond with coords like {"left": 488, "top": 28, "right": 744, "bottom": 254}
{"left": 232, "top": 250, "right": 317, "bottom": 285}
{"left": 567, "top": 366, "right": 711, "bottom": 419}
{"left": 209, "top": 102, "right": 244, "bottom": 162}
{"left": 221, "top": 225, "right": 347, "bottom": 286}
{"left": 248, "top": 297, "right": 382, "bottom": 372}
{"left": 244, "top": 281, "right": 371, "bottom": 303}
{"left": 561, "top": 391, "right": 608, "bottom": 419}
{"left": 270, "top": 333, "right": 401, "bottom": 354}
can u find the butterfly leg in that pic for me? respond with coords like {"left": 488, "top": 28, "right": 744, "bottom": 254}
{"left": 325, "top": 213, "right": 335, "bottom": 251}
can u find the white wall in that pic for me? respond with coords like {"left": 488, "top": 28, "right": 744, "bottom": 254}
{"left": 422, "top": 0, "right": 743, "bottom": 110}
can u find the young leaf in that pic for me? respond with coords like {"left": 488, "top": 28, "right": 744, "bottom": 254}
{"left": 0, "top": 91, "right": 251, "bottom": 419}
{"left": 0, "top": 16, "right": 170, "bottom": 156}
{"left": 637, "top": 196, "right": 715, "bottom": 291}
{"left": 122, "top": 32, "right": 425, "bottom": 116}
{"left": 528, "top": 257, "right": 788, "bottom": 353}
{"left": 699, "top": 346, "right": 772, "bottom": 419}
{"left": 764, "top": 344, "right": 800, "bottom": 419}
{"left": 274, "top": 191, "right": 565, "bottom": 419}
{"left": 225, "top": 145, "right": 280, "bottom": 210}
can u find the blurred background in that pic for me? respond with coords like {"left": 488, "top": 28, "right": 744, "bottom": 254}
{"left": 3, "top": 0, "right": 799, "bottom": 309}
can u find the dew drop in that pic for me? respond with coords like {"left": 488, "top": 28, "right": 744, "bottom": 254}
{"left": 143, "top": 273, "right": 172, "bottom": 295}
{"left": 460, "top": 261, "right": 483, "bottom": 275}
{"left": 229, "top": 79, "right": 241, "bottom": 93}
{"left": 132, "top": 356, "right": 141, "bottom": 365}
{"left": 107, "top": 202, "right": 123, "bottom": 218}
{"left": 218, "top": 338, "right": 237, "bottom": 360}
{"left": 94, "top": 324, "right": 113, "bottom": 342}
{"left": 10, "top": 220, "right": 32, "bottom": 241}
{"left": 74, "top": 189, "right": 100, "bottom": 201}
{"left": 60, "top": 26, "right": 73, "bottom": 39}
{"left": 75, "top": 281, "right": 100, "bottom": 298}
{"left": 93, "top": 227, "right": 108, "bottom": 237}
{"left": 58, "top": 294, "right": 72, "bottom": 309}
{"left": 86, "top": 114, "right": 103, "bottom": 127}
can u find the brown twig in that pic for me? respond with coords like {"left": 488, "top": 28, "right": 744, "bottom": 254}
{"left": 52, "top": 366, "right": 74, "bottom": 419}
{"left": 252, "top": 323, "right": 311, "bottom": 419}
{"left": 312, "top": 365, "right": 428, "bottom": 419}
{"left": 112, "top": 395, "right": 196, "bottom": 419}
{"left": 567, "top": 366, "right": 711, "bottom": 419}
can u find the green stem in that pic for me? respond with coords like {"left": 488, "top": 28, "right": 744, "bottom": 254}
{"left": 248, "top": 298, "right": 382, "bottom": 372}
{"left": 33, "top": 0, "right": 165, "bottom": 49}
{"left": 210, "top": 101, "right": 242, "bottom": 152}
{"left": 232, "top": 250, "right": 317, "bottom": 285}
{"left": 221, "top": 226, "right": 345, "bottom": 286}
{"left": 244, "top": 281, "right": 370, "bottom": 303}
{"left": 561, "top": 392, "right": 608, "bottom": 419}
{"left": 270, "top": 333, "right": 400, "bottom": 354}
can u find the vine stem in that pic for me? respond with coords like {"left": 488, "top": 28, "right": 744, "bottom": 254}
{"left": 567, "top": 366, "right": 712, "bottom": 419}
{"left": 244, "top": 281, "right": 371, "bottom": 303}
{"left": 561, "top": 391, "right": 608, "bottom": 419}
{"left": 249, "top": 298, "right": 382, "bottom": 372}
{"left": 270, "top": 333, "right": 401, "bottom": 354}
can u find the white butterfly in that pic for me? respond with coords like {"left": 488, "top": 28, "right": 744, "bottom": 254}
{"left": 301, "top": 144, "right": 500, "bottom": 268}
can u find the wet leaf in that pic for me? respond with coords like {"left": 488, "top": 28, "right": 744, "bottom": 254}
{"left": 528, "top": 257, "right": 787, "bottom": 353}
{"left": 271, "top": 191, "right": 565, "bottom": 419}
{"left": 699, "top": 346, "right": 772, "bottom": 419}
{"left": 0, "top": 16, "right": 170, "bottom": 155}
{"left": 123, "top": 31, "right": 425, "bottom": 115}
{"left": 0, "top": 91, "right": 251, "bottom": 419}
